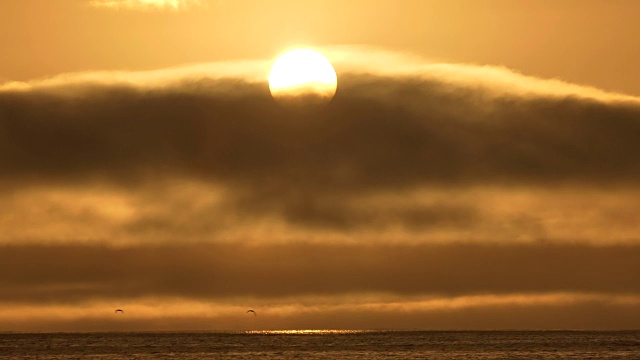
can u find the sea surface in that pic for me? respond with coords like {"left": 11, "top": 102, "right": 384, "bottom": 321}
{"left": 0, "top": 330, "right": 639, "bottom": 359}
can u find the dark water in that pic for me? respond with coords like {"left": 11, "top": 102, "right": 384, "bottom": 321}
{"left": 0, "top": 330, "right": 638, "bottom": 359}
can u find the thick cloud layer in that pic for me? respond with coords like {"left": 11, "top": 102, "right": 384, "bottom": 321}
{"left": 2, "top": 50, "right": 640, "bottom": 330}
{"left": 1, "top": 242, "right": 638, "bottom": 303}
{"left": 2, "top": 65, "right": 640, "bottom": 192}
{"left": 2, "top": 57, "right": 640, "bottom": 243}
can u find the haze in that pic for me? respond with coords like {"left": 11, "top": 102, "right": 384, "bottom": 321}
{"left": 1, "top": 0, "right": 639, "bottom": 332}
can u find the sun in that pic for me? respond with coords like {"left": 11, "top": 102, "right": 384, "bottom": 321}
{"left": 268, "top": 49, "right": 338, "bottom": 106}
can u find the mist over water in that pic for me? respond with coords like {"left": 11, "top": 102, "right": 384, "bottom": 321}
{"left": 1, "top": 330, "right": 638, "bottom": 359}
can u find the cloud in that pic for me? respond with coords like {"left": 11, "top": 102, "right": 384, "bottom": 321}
{"left": 1, "top": 293, "right": 639, "bottom": 331}
{"left": 2, "top": 49, "right": 640, "bottom": 330}
{"left": 3, "top": 183, "right": 640, "bottom": 246}
{"left": 1, "top": 242, "right": 638, "bottom": 303}
{"left": 2, "top": 56, "right": 640, "bottom": 191}
{"left": 2, "top": 50, "right": 640, "bottom": 246}
{"left": 89, "top": 0, "right": 206, "bottom": 11}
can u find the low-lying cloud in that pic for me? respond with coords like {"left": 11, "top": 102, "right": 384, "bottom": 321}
{"left": 2, "top": 49, "right": 640, "bottom": 330}
{"left": 1, "top": 242, "right": 638, "bottom": 302}
{"left": 2, "top": 55, "right": 640, "bottom": 192}
{"left": 1, "top": 292, "right": 639, "bottom": 331}
{"left": 2, "top": 50, "right": 640, "bottom": 244}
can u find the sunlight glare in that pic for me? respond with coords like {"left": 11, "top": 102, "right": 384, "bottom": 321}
{"left": 268, "top": 49, "right": 338, "bottom": 106}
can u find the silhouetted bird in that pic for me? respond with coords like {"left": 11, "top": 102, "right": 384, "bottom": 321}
{"left": 115, "top": 309, "right": 124, "bottom": 314}
{"left": 246, "top": 309, "right": 256, "bottom": 316}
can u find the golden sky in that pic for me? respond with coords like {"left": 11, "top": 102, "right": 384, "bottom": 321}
{"left": 1, "top": 0, "right": 639, "bottom": 331}
{"left": 3, "top": 0, "right": 640, "bottom": 95}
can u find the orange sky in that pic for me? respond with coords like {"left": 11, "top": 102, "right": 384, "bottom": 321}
{"left": 2, "top": 0, "right": 640, "bottom": 95}
{"left": 1, "top": 1, "right": 639, "bottom": 331}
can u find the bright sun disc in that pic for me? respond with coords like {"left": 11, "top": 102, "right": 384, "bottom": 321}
{"left": 268, "top": 49, "right": 337, "bottom": 106}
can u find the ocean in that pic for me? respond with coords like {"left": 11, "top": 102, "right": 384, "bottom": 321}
{"left": 0, "top": 330, "right": 638, "bottom": 359}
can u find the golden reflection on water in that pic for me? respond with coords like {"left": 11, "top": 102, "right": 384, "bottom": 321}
{"left": 244, "top": 330, "right": 368, "bottom": 335}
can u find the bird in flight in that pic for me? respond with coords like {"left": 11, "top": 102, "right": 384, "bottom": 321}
{"left": 115, "top": 309, "right": 124, "bottom": 314}
{"left": 246, "top": 309, "right": 256, "bottom": 316}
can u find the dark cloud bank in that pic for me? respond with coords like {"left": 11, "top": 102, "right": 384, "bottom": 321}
{"left": 1, "top": 242, "right": 638, "bottom": 303}
{"left": 2, "top": 73, "right": 640, "bottom": 193}
{"left": 2, "top": 70, "right": 640, "bottom": 236}
{"left": 2, "top": 63, "right": 640, "bottom": 330}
